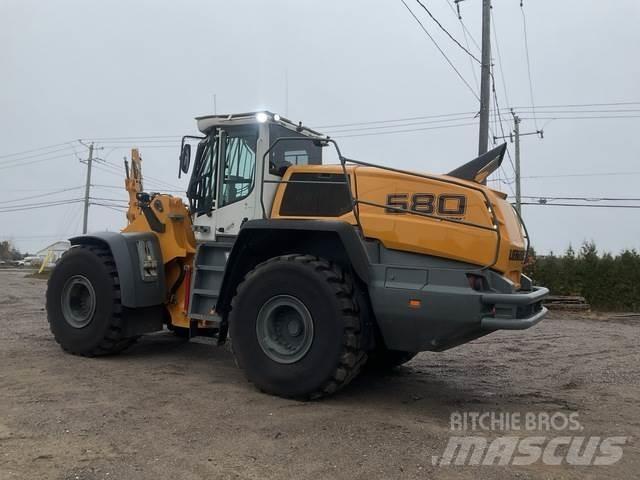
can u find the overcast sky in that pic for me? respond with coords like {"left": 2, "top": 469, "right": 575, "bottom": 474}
{"left": 1, "top": 0, "right": 639, "bottom": 254}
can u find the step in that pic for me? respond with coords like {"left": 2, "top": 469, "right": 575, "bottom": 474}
{"left": 192, "top": 289, "right": 219, "bottom": 298}
{"left": 189, "top": 313, "right": 222, "bottom": 325}
{"left": 196, "top": 265, "right": 225, "bottom": 272}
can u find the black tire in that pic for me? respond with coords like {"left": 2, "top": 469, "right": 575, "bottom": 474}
{"left": 229, "top": 254, "right": 367, "bottom": 399}
{"left": 46, "top": 244, "right": 137, "bottom": 356}
{"left": 366, "top": 347, "right": 417, "bottom": 371}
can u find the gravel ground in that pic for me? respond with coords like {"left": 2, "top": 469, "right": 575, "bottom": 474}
{"left": 0, "top": 270, "right": 638, "bottom": 479}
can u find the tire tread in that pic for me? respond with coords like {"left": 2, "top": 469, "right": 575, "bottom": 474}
{"left": 47, "top": 244, "right": 137, "bottom": 357}
{"left": 231, "top": 254, "right": 367, "bottom": 399}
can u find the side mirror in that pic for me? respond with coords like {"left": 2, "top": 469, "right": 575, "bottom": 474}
{"left": 179, "top": 143, "right": 191, "bottom": 175}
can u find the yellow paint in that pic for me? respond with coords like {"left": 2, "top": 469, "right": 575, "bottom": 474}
{"left": 116, "top": 147, "right": 528, "bottom": 331}
{"left": 271, "top": 164, "right": 526, "bottom": 288}
{"left": 122, "top": 149, "right": 196, "bottom": 329}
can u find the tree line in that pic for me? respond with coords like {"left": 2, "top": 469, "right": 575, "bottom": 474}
{"left": 0, "top": 241, "right": 23, "bottom": 261}
{"left": 525, "top": 242, "right": 640, "bottom": 311}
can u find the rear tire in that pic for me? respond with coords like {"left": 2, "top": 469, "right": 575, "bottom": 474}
{"left": 46, "top": 244, "right": 137, "bottom": 356}
{"left": 229, "top": 255, "right": 366, "bottom": 399}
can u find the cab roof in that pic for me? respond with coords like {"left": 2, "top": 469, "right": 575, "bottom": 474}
{"left": 195, "top": 111, "right": 326, "bottom": 138}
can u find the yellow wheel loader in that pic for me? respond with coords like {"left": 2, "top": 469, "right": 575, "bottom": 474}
{"left": 46, "top": 111, "right": 548, "bottom": 398}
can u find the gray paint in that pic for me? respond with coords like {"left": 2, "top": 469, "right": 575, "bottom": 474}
{"left": 188, "top": 238, "right": 234, "bottom": 324}
{"left": 69, "top": 231, "right": 165, "bottom": 308}
{"left": 365, "top": 245, "right": 547, "bottom": 352}
{"left": 211, "top": 221, "right": 546, "bottom": 352}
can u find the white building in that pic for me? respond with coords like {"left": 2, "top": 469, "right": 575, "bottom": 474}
{"left": 35, "top": 241, "right": 71, "bottom": 268}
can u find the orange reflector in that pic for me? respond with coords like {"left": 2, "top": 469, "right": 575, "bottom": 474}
{"left": 409, "top": 299, "right": 421, "bottom": 309}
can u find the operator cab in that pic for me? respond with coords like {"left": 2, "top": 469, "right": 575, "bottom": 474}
{"left": 179, "top": 111, "right": 326, "bottom": 240}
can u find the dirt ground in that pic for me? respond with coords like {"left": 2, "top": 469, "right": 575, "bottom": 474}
{"left": 0, "top": 270, "right": 638, "bottom": 480}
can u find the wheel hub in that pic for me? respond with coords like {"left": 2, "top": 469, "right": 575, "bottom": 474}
{"left": 256, "top": 295, "right": 314, "bottom": 364}
{"left": 61, "top": 275, "right": 96, "bottom": 329}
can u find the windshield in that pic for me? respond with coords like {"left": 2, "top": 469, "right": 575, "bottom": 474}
{"left": 187, "top": 132, "right": 218, "bottom": 215}
{"left": 187, "top": 125, "right": 259, "bottom": 216}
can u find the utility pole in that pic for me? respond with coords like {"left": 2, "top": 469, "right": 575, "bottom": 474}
{"left": 82, "top": 143, "right": 94, "bottom": 234}
{"left": 494, "top": 113, "right": 543, "bottom": 216}
{"left": 477, "top": 0, "right": 492, "bottom": 156}
{"left": 513, "top": 114, "right": 521, "bottom": 214}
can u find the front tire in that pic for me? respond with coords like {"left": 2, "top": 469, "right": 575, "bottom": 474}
{"left": 46, "top": 244, "right": 137, "bottom": 356}
{"left": 229, "top": 255, "right": 366, "bottom": 399}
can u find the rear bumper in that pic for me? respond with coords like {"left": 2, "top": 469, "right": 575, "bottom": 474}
{"left": 369, "top": 272, "right": 550, "bottom": 352}
{"left": 480, "top": 286, "right": 549, "bottom": 331}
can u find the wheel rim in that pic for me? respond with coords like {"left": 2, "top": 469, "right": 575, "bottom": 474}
{"left": 61, "top": 275, "right": 96, "bottom": 329}
{"left": 256, "top": 295, "right": 314, "bottom": 364}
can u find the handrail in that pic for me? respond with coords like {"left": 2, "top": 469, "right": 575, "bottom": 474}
{"left": 511, "top": 204, "right": 531, "bottom": 264}
{"left": 260, "top": 137, "right": 360, "bottom": 224}
{"left": 260, "top": 137, "right": 502, "bottom": 270}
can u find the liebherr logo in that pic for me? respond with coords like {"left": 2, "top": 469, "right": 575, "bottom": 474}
{"left": 431, "top": 411, "right": 629, "bottom": 467}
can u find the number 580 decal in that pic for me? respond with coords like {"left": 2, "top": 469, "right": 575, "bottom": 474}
{"left": 385, "top": 193, "right": 467, "bottom": 216}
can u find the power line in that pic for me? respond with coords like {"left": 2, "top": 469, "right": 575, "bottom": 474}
{"left": 0, "top": 197, "right": 84, "bottom": 210}
{"left": 413, "top": 0, "right": 481, "bottom": 63}
{"left": 0, "top": 141, "right": 76, "bottom": 160}
{"left": 333, "top": 121, "right": 477, "bottom": 138}
{"left": 490, "top": 7, "right": 510, "bottom": 109}
{"left": 316, "top": 110, "right": 477, "bottom": 129}
{"left": 520, "top": 1, "right": 538, "bottom": 130}
{"left": 491, "top": 74, "right": 514, "bottom": 171}
{"left": 0, "top": 198, "right": 84, "bottom": 214}
{"left": 80, "top": 135, "right": 181, "bottom": 141}
{"left": 0, "top": 145, "right": 77, "bottom": 165}
{"left": 93, "top": 161, "right": 182, "bottom": 190}
{"left": 511, "top": 101, "right": 640, "bottom": 109}
{"left": 486, "top": 29, "right": 517, "bottom": 190}
{"left": 92, "top": 183, "right": 184, "bottom": 193}
{"left": 489, "top": 76, "right": 516, "bottom": 197}
{"left": 519, "top": 115, "right": 640, "bottom": 121}
{"left": 512, "top": 108, "right": 640, "bottom": 114}
{"left": 0, "top": 152, "right": 76, "bottom": 171}
{"left": 399, "top": 0, "right": 479, "bottom": 100}
{"left": 522, "top": 195, "right": 640, "bottom": 202}
{"left": 445, "top": 0, "right": 480, "bottom": 95}
{"left": 97, "top": 144, "right": 180, "bottom": 150}
{"left": 1, "top": 186, "right": 85, "bottom": 204}
{"left": 521, "top": 202, "right": 640, "bottom": 209}
{"left": 445, "top": 0, "right": 481, "bottom": 51}
{"left": 324, "top": 115, "right": 477, "bottom": 134}
{"left": 523, "top": 171, "right": 640, "bottom": 179}
{"left": 91, "top": 203, "right": 127, "bottom": 213}
{"left": 0, "top": 233, "right": 76, "bottom": 240}
{"left": 91, "top": 139, "right": 181, "bottom": 145}
{"left": 89, "top": 196, "right": 128, "bottom": 203}
{"left": 321, "top": 103, "right": 640, "bottom": 129}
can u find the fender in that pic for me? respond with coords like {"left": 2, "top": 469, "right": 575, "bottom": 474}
{"left": 69, "top": 231, "right": 166, "bottom": 308}
{"left": 216, "top": 219, "right": 372, "bottom": 314}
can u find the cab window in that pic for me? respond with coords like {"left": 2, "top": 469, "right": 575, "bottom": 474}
{"left": 221, "top": 129, "right": 257, "bottom": 206}
{"left": 269, "top": 124, "right": 322, "bottom": 176}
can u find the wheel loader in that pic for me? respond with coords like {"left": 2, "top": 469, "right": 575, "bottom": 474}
{"left": 46, "top": 111, "right": 548, "bottom": 398}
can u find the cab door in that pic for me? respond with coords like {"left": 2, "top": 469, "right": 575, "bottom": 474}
{"left": 214, "top": 125, "right": 261, "bottom": 235}
{"left": 191, "top": 124, "right": 261, "bottom": 240}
